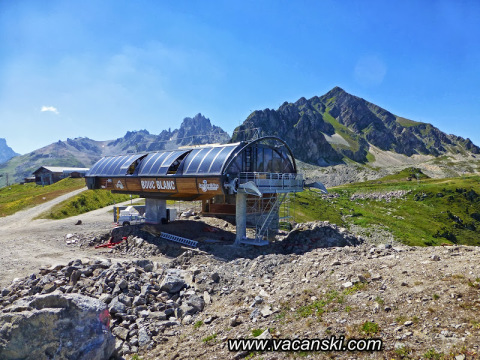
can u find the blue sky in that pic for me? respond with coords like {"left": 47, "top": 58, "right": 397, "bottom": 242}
{"left": 1, "top": 1, "right": 479, "bottom": 154}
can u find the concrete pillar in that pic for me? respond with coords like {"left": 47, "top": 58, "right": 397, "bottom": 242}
{"left": 145, "top": 198, "right": 167, "bottom": 224}
{"left": 235, "top": 192, "right": 247, "bottom": 245}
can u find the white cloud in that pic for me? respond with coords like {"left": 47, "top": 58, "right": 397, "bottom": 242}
{"left": 41, "top": 106, "right": 59, "bottom": 114}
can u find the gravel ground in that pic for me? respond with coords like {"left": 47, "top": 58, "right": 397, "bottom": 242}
{"left": 1, "top": 191, "right": 480, "bottom": 359}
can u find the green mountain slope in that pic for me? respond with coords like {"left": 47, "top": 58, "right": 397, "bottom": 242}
{"left": 288, "top": 174, "right": 480, "bottom": 246}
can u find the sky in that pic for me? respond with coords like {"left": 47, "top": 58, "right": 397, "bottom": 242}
{"left": 1, "top": 0, "right": 479, "bottom": 155}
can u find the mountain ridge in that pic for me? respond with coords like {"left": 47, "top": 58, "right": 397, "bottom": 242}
{"left": 232, "top": 87, "right": 479, "bottom": 165}
{"left": 1, "top": 88, "right": 478, "bottom": 187}
{"left": 0, "top": 114, "right": 229, "bottom": 186}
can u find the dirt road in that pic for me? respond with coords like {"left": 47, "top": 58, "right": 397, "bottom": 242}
{"left": 0, "top": 188, "right": 141, "bottom": 288}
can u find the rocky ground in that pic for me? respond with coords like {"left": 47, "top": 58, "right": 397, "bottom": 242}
{"left": 299, "top": 152, "right": 480, "bottom": 188}
{"left": 1, "top": 216, "right": 480, "bottom": 359}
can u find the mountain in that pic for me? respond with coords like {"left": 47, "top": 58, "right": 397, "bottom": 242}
{"left": 0, "top": 114, "right": 229, "bottom": 186}
{"left": 106, "top": 113, "right": 230, "bottom": 152}
{"left": 0, "top": 138, "right": 19, "bottom": 164}
{"left": 231, "top": 87, "right": 480, "bottom": 165}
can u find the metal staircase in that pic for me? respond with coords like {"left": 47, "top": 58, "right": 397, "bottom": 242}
{"left": 256, "top": 193, "right": 287, "bottom": 240}
{"left": 240, "top": 192, "right": 288, "bottom": 246}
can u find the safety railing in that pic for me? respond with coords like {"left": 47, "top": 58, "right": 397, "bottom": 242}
{"left": 239, "top": 172, "right": 304, "bottom": 193}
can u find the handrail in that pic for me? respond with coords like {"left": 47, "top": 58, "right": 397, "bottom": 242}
{"left": 239, "top": 172, "right": 304, "bottom": 191}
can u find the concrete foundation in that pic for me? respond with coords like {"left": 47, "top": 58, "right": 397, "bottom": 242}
{"left": 145, "top": 198, "right": 167, "bottom": 224}
{"left": 234, "top": 192, "right": 247, "bottom": 245}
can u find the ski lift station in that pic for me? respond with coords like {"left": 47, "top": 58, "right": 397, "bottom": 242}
{"left": 85, "top": 137, "right": 313, "bottom": 245}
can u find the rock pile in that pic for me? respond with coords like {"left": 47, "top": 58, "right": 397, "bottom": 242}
{"left": 0, "top": 258, "right": 210, "bottom": 357}
{"left": 275, "top": 221, "right": 364, "bottom": 254}
{"left": 350, "top": 190, "right": 411, "bottom": 202}
{"left": 0, "top": 293, "right": 115, "bottom": 360}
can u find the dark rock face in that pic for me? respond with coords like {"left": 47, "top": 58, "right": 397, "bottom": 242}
{"left": 109, "top": 114, "right": 230, "bottom": 152}
{"left": 0, "top": 293, "right": 115, "bottom": 360}
{"left": 232, "top": 86, "right": 480, "bottom": 165}
{"left": 0, "top": 138, "right": 18, "bottom": 164}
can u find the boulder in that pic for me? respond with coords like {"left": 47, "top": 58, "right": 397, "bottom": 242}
{"left": 0, "top": 293, "right": 115, "bottom": 360}
{"left": 160, "top": 271, "right": 186, "bottom": 293}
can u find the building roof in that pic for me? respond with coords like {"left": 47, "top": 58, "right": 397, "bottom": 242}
{"left": 86, "top": 143, "right": 242, "bottom": 177}
{"left": 86, "top": 137, "right": 298, "bottom": 180}
{"left": 33, "top": 166, "right": 90, "bottom": 174}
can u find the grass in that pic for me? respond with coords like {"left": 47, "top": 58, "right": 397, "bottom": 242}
{"left": 193, "top": 320, "right": 203, "bottom": 329}
{"left": 0, "top": 178, "right": 86, "bottom": 217}
{"left": 251, "top": 328, "right": 264, "bottom": 337}
{"left": 202, "top": 333, "right": 217, "bottom": 344}
{"left": 294, "top": 286, "right": 366, "bottom": 320}
{"left": 289, "top": 174, "right": 480, "bottom": 246}
{"left": 37, "top": 189, "right": 135, "bottom": 219}
{"left": 396, "top": 116, "right": 423, "bottom": 128}
{"left": 321, "top": 108, "right": 361, "bottom": 152}
{"left": 377, "top": 167, "right": 429, "bottom": 182}
{"left": 394, "top": 345, "right": 413, "bottom": 359}
{"left": 360, "top": 321, "right": 379, "bottom": 335}
{"left": 423, "top": 349, "right": 444, "bottom": 359}
{"left": 366, "top": 151, "right": 376, "bottom": 163}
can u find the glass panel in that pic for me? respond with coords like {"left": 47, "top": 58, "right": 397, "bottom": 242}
{"left": 96, "top": 157, "right": 117, "bottom": 175}
{"left": 111, "top": 156, "right": 130, "bottom": 175}
{"left": 182, "top": 149, "right": 201, "bottom": 174}
{"left": 255, "top": 147, "right": 264, "bottom": 172}
{"left": 209, "top": 145, "right": 239, "bottom": 174}
{"left": 88, "top": 157, "right": 109, "bottom": 175}
{"left": 184, "top": 148, "right": 211, "bottom": 174}
{"left": 142, "top": 152, "right": 169, "bottom": 175}
{"left": 225, "top": 155, "right": 243, "bottom": 175}
{"left": 272, "top": 149, "right": 282, "bottom": 173}
{"left": 264, "top": 148, "right": 273, "bottom": 173}
{"left": 116, "top": 154, "right": 146, "bottom": 175}
{"left": 197, "top": 147, "right": 222, "bottom": 174}
{"left": 137, "top": 153, "right": 162, "bottom": 175}
{"left": 159, "top": 150, "right": 190, "bottom": 174}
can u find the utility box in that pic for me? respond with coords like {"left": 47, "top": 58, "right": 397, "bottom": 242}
{"left": 167, "top": 208, "right": 177, "bottom": 222}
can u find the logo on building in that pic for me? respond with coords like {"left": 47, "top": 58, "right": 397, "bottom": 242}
{"left": 116, "top": 180, "right": 124, "bottom": 189}
{"left": 199, "top": 180, "right": 219, "bottom": 192}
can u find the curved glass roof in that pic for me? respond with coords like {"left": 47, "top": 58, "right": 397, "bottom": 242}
{"left": 183, "top": 144, "right": 239, "bottom": 175}
{"left": 137, "top": 150, "right": 190, "bottom": 176}
{"left": 86, "top": 153, "right": 146, "bottom": 177}
{"left": 86, "top": 143, "right": 242, "bottom": 177}
{"left": 86, "top": 138, "right": 297, "bottom": 179}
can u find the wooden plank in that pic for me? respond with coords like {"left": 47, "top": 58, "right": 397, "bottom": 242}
{"left": 208, "top": 203, "right": 236, "bottom": 215}
{"left": 176, "top": 178, "right": 199, "bottom": 194}
{"left": 125, "top": 178, "right": 142, "bottom": 192}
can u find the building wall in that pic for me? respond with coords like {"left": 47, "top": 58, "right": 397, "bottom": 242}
{"left": 34, "top": 169, "right": 62, "bottom": 185}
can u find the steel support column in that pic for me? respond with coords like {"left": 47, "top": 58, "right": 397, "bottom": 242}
{"left": 234, "top": 192, "right": 247, "bottom": 245}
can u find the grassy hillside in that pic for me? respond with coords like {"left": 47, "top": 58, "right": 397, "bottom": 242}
{"left": 0, "top": 153, "right": 87, "bottom": 187}
{"left": 38, "top": 190, "right": 136, "bottom": 219}
{"left": 0, "top": 178, "right": 86, "bottom": 217}
{"left": 288, "top": 174, "right": 480, "bottom": 246}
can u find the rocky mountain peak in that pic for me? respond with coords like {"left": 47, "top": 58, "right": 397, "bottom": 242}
{"left": 175, "top": 113, "right": 230, "bottom": 146}
{"left": 232, "top": 87, "right": 480, "bottom": 165}
{"left": 0, "top": 138, "right": 19, "bottom": 164}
